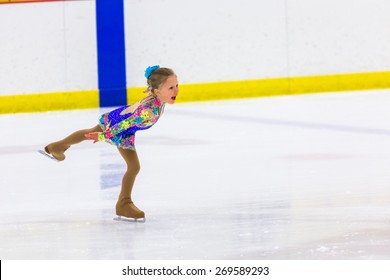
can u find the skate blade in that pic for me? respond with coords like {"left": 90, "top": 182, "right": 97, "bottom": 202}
{"left": 37, "top": 149, "right": 60, "bottom": 162}
{"left": 113, "top": 216, "right": 146, "bottom": 223}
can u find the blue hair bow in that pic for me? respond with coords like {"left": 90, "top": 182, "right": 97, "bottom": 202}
{"left": 144, "top": 65, "right": 160, "bottom": 79}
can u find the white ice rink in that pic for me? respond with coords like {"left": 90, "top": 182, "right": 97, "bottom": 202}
{"left": 1, "top": 90, "right": 390, "bottom": 260}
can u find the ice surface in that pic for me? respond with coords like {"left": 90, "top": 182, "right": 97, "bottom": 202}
{"left": 1, "top": 90, "right": 390, "bottom": 259}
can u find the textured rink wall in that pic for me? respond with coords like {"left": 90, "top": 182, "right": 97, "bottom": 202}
{"left": 0, "top": 0, "right": 390, "bottom": 113}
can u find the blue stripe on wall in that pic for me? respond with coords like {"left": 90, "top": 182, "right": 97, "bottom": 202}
{"left": 96, "top": 0, "right": 127, "bottom": 107}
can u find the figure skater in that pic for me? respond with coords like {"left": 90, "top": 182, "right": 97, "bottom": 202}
{"left": 39, "top": 66, "right": 179, "bottom": 222}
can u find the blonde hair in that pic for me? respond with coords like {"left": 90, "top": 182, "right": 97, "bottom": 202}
{"left": 146, "top": 67, "right": 175, "bottom": 93}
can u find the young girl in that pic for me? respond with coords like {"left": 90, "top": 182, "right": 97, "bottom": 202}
{"left": 39, "top": 66, "right": 179, "bottom": 222}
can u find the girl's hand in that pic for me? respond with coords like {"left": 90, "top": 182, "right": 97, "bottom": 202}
{"left": 85, "top": 132, "right": 99, "bottom": 143}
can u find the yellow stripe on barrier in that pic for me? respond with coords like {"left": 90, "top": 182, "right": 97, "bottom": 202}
{"left": 177, "top": 78, "right": 289, "bottom": 102}
{"left": 127, "top": 87, "right": 147, "bottom": 104}
{"left": 126, "top": 78, "right": 290, "bottom": 104}
{"left": 1, "top": 71, "right": 390, "bottom": 114}
{"left": 0, "top": 90, "right": 99, "bottom": 114}
{"left": 289, "top": 71, "right": 390, "bottom": 94}
{"left": 176, "top": 71, "right": 390, "bottom": 102}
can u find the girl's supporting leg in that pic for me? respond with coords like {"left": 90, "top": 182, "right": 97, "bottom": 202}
{"left": 45, "top": 124, "right": 102, "bottom": 161}
{"left": 116, "top": 147, "right": 145, "bottom": 219}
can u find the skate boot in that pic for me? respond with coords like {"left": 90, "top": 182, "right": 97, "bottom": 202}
{"left": 38, "top": 143, "right": 69, "bottom": 161}
{"left": 114, "top": 197, "right": 145, "bottom": 223}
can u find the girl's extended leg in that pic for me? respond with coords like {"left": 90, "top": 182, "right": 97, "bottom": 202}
{"left": 45, "top": 124, "right": 102, "bottom": 161}
{"left": 115, "top": 147, "right": 145, "bottom": 219}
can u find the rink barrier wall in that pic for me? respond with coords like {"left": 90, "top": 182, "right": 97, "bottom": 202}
{"left": 1, "top": 70, "right": 390, "bottom": 114}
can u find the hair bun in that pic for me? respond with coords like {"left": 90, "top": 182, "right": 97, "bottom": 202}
{"left": 144, "top": 65, "right": 160, "bottom": 79}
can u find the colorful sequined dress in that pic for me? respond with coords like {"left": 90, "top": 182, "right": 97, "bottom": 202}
{"left": 98, "top": 94, "right": 165, "bottom": 150}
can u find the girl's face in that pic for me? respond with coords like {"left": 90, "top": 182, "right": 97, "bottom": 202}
{"left": 154, "top": 75, "right": 179, "bottom": 104}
